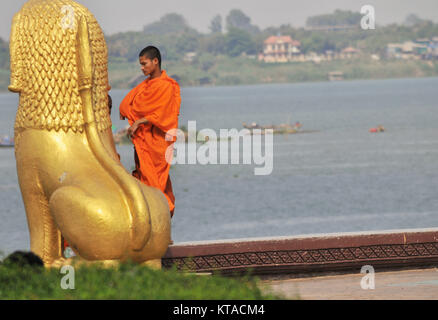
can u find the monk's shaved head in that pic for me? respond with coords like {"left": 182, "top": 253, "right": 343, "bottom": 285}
{"left": 139, "top": 46, "right": 162, "bottom": 68}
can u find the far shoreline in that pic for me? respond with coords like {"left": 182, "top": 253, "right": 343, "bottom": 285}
{"left": 1, "top": 74, "right": 438, "bottom": 94}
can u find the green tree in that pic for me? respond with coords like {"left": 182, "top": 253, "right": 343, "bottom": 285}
{"left": 143, "top": 13, "right": 197, "bottom": 35}
{"left": 306, "top": 9, "right": 362, "bottom": 28}
{"left": 195, "top": 53, "right": 216, "bottom": 71}
{"left": 301, "top": 33, "right": 335, "bottom": 53}
{"left": 414, "top": 20, "right": 438, "bottom": 38}
{"left": 225, "top": 28, "right": 256, "bottom": 57}
{"left": 0, "top": 38, "right": 9, "bottom": 69}
{"left": 175, "top": 33, "right": 200, "bottom": 53}
{"left": 404, "top": 14, "right": 425, "bottom": 27}
{"left": 209, "top": 15, "right": 222, "bottom": 34}
{"left": 226, "top": 9, "right": 259, "bottom": 34}
{"left": 200, "top": 33, "right": 227, "bottom": 55}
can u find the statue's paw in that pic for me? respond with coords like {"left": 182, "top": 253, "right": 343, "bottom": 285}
{"left": 141, "top": 258, "right": 162, "bottom": 270}
{"left": 47, "top": 257, "right": 75, "bottom": 269}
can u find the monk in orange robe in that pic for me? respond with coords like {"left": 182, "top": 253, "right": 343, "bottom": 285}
{"left": 119, "top": 46, "right": 181, "bottom": 217}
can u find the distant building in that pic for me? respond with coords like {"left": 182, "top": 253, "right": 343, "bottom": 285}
{"left": 328, "top": 71, "right": 344, "bottom": 81}
{"left": 183, "top": 52, "right": 197, "bottom": 63}
{"left": 412, "top": 41, "right": 428, "bottom": 55}
{"left": 259, "top": 35, "right": 301, "bottom": 63}
{"left": 386, "top": 43, "right": 403, "bottom": 58}
{"left": 415, "top": 38, "right": 431, "bottom": 46}
{"left": 428, "top": 43, "right": 438, "bottom": 59}
{"left": 386, "top": 41, "right": 428, "bottom": 59}
{"left": 415, "top": 38, "right": 438, "bottom": 59}
{"left": 340, "top": 47, "right": 360, "bottom": 59}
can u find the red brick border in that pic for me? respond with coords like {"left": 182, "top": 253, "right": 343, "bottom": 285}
{"left": 163, "top": 229, "right": 438, "bottom": 275}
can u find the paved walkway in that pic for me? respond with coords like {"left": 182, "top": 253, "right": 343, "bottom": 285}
{"left": 263, "top": 267, "right": 438, "bottom": 300}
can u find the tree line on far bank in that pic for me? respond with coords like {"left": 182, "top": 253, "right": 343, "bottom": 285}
{"left": 0, "top": 39, "right": 8, "bottom": 70}
{"left": 0, "top": 9, "right": 438, "bottom": 75}
{"left": 106, "top": 9, "right": 438, "bottom": 64}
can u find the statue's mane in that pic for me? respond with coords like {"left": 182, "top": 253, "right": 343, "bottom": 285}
{"left": 10, "top": 0, "right": 111, "bottom": 133}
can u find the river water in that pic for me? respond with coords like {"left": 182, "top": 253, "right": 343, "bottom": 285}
{"left": 1, "top": 77, "right": 438, "bottom": 255}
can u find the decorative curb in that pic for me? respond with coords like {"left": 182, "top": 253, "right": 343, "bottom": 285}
{"left": 163, "top": 229, "right": 438, "bottom": 275}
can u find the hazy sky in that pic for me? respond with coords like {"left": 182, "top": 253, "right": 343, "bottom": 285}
{"left": 1, "top": 0, "right": 438, "bottom": 39}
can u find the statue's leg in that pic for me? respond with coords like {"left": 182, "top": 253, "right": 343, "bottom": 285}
{"left": 17, "top": 167, "right": 62, "bottom": 266}
{"left": 48, "top": 184, "right": 132, "bottom": 261}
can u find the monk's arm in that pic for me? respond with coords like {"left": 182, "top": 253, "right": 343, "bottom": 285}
{"left": 127, "top": 117, "right": 149, "bottom": 137}
{"left": 134, "top": 117, "right": 149, "bottom": 126}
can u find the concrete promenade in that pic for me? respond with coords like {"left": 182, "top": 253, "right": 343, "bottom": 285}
{"left": 165, "top": 229, "right": 438, "bottom": 299}
{"left": 263, "top": 267, "right": 438, "bottom": 300}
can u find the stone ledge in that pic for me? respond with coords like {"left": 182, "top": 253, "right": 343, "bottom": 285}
{"left": 163, "top": 228, "right": 438, "bottom": 275}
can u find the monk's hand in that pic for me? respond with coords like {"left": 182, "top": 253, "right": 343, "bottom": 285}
{"left": 128, "top": 121, "right": 140, "bottom": 138}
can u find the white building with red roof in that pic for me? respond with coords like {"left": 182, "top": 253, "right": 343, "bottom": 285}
{"left": 259, "top": 35, "right": 302, "bottom": 63}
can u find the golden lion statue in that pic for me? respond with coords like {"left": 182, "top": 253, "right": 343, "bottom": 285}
{"left": 9, "top": 0, "right": 171, "bottom": 268}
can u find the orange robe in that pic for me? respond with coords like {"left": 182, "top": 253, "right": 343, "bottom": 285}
{"left": 119, "top": 70, "right": 181, "bottom": 216}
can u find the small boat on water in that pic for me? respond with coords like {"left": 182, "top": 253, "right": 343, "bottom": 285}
{"left": 369, "top": 125, "right": 385, "bottom": 133}
{"left": 0, "top": 136, "right": 14, "bottom": 148}
{"left": 242, "top": 121, "right": 317, "bottom": 135}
